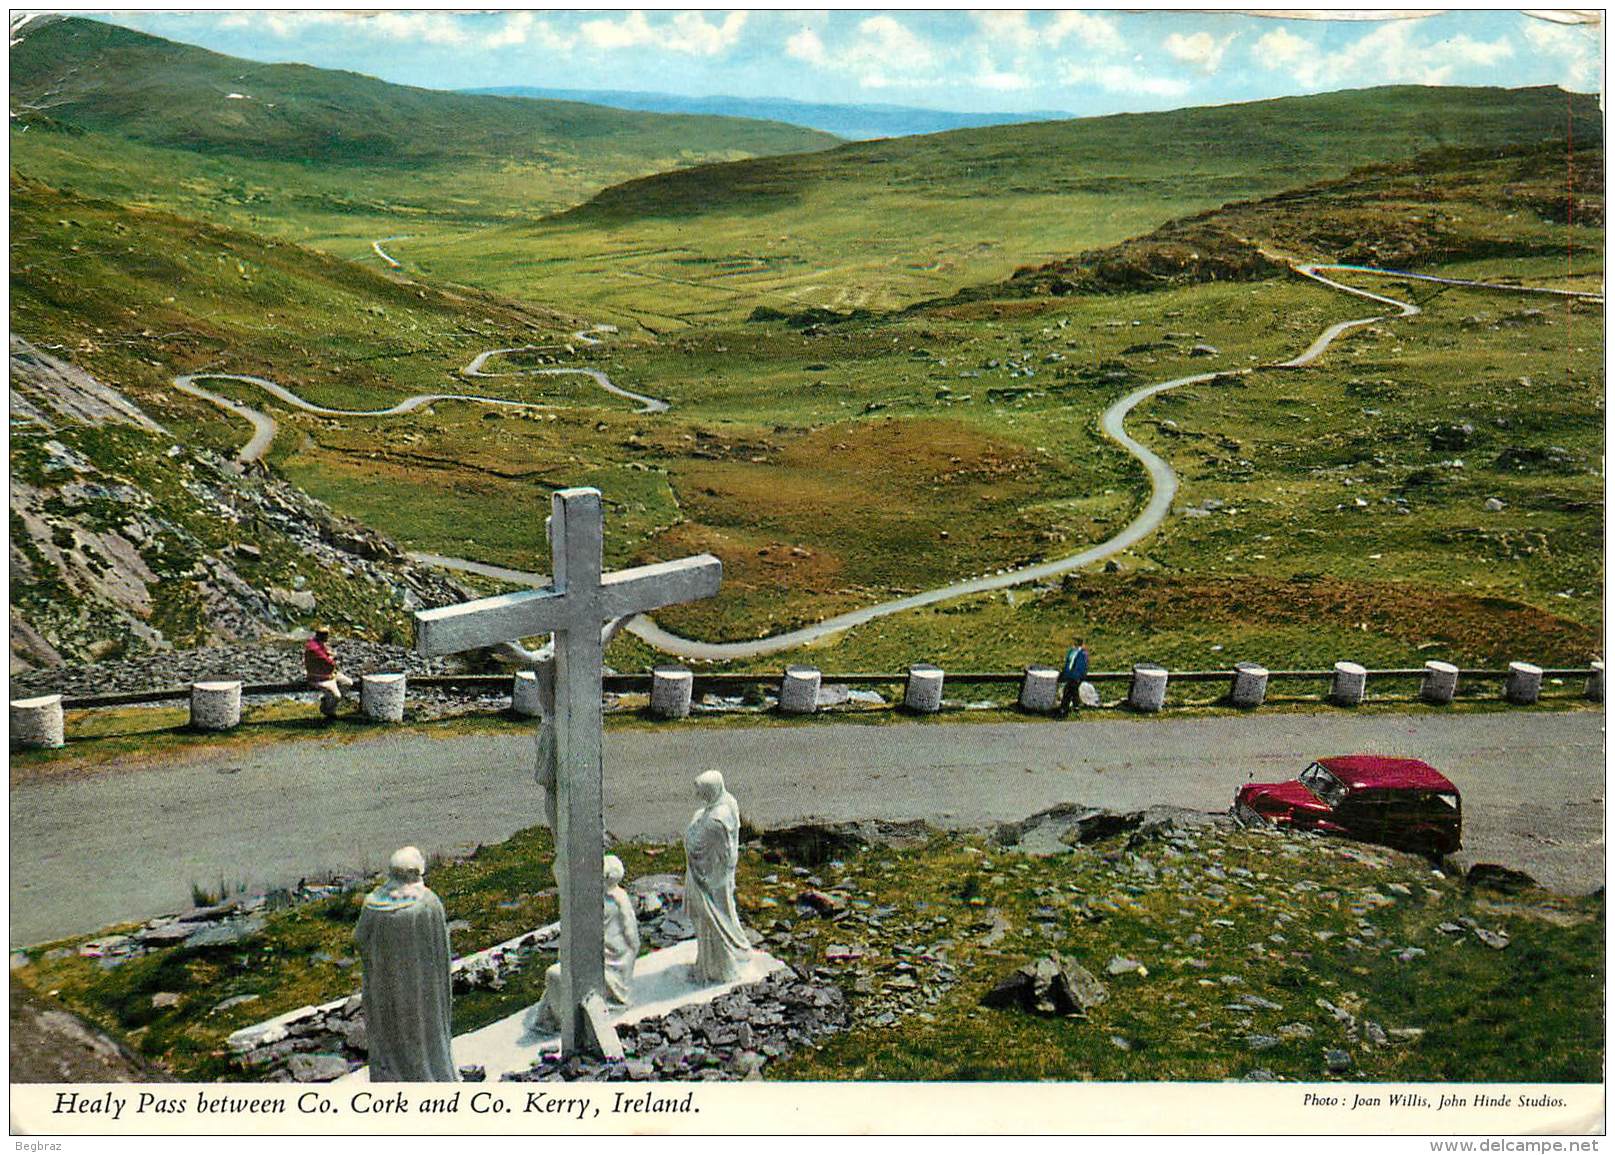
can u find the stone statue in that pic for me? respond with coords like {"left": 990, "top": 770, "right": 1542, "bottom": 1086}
{"left": 533, "top": 854, "right": 641, "bottom": 1030}
{"left": 353, "top": 846, "right": 457, "bottom": 1082}
{"left": 683, "top": 770, "right": 750, "bottom": 983}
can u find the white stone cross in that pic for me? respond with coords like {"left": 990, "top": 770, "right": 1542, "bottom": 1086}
{"left": 414, "top": 487, "right": 721, "bottom": 1056}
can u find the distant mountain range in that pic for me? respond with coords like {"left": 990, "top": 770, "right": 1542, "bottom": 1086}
{"left": 465, "top": 87, "right": 1075, "bottom": 139}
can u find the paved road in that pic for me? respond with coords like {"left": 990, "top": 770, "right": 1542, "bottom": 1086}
{"left": 10, "top": 710, "right": 1602, "bottom": 946}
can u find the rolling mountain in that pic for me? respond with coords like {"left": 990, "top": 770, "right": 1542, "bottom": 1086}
{"left": 8, "top": 16, "right": 839, "bottom": 252}
{"left": 467, "top": 87, "right": 1071, "bottom": 140}
{"left": 406, "top": 84, "right": 1602, "bottom": 325}
{"left": 10, "top": 17, "right": 838, "bottom": 165}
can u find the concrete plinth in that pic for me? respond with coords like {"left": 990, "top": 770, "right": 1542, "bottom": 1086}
{"left": 1505, "top": 661, "right": 1542, "bottom": 705}
{"left": 10, "top": 695, "right": 64, "bottom": 750}
{"left": 1128, "top": 665, "right": 1168, "bottom": 712}
{"left": 511, "top": 670, "right": 542, "bottom": 718}
{"left": 1330, "top": 661, "right": 1367, "bottom": 706}
{"left": 650, "top": 666, "right": 693, "bottom": 719}
{"left": 1230, "top": 663, "right": 1268, "bottom": 708}
{"left": 904, "top": 665, "right": 944, "bottom": 714}
{"left": 1019, "top": 667, "right": 1060, "bottom": 714}
{"left": 1588, "top": 660, "right": 1604, "bottom": 703}
{"left": 190, "top": 681, "right": 242, "bottom": 731}
{"left": 339, "top": 939, "right": 786, "bottom": 1083}
{"left": 1420, "top": 661, "right": 1459, "bottom": 705}
{"left": 779, "top": 666, "right": 820, "bottom": 715}
{"left": 360, "top": 672, "right": 406, "bottom": 722}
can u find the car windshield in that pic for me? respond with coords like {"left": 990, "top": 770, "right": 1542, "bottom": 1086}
{"left": 1299, "top": 762, "right": 1348, "bottom": 807}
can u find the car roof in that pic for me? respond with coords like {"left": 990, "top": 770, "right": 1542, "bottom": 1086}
{"left": 1317, "top": 755, "right": 1457, "bottom": 792}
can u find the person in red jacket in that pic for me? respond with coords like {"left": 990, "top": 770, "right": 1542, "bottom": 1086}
{"left": 305, "top": 627, "right": 354, "bottom": 718}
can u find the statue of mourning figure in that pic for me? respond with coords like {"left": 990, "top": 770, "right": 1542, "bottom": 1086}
{"left": 532, "top": 854, "right": 641, "bottom": 1032}
{"left": 354, "top": 846, "right": 457, "bottom": 1082}
{"left": 684, "top": 770, "right": 751, "bottom": 984}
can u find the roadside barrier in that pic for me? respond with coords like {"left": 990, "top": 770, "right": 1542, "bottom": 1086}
{"left": 10, "top": 660, "right": 1603, "bottom": 748}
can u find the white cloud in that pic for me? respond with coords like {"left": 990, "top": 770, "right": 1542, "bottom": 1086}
{"left": 796, "top": 15, "right": 941, "bottom": 88}
{"left": 973, "top": 11, "right": 1039, "bottom": 53}
{"left": 1060, "top": 61, "right": 1189, "bottom": 98}
{"left": 579, "top": 10, "right": 747, "bottom": 57}
{"left": 483, "top": 13, "right": 573, "bottom": 52}
{"left": 1440, "top": 33, "right": 1514, "bottom": 67}
{"left": 1253, "top": 28, "right": 1313, "bottom": 69}
{"left": 1254, "top": 22, "right": 1472, "bottom": 88}
{"left": 1523, "top": 18, "right": 1601, "bottom": 90}
{"left": 975, "top": 57, "right": 1031, "bottom": 91}
{"left": 1164, "top": 30, "right": 1237, "bottom": 74}
{"left": 1047, "top": 12, "right": 1125, "bottom": 54}
{"left": 365, "top": 12, "right": 468, "bottom": 47}
{"left": 786, "top": 27, "right": 827, "bottom": 66}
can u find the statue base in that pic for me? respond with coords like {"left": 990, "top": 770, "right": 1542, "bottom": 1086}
{"left": 338, "top": 938, "right": 786, "bottom": 1083}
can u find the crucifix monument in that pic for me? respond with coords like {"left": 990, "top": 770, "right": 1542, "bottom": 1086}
{"left": 414, "top": 487, "right": 720, "bottom": 1057}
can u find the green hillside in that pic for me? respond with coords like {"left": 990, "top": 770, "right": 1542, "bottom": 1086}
{"left": 9, "top": 175, "right": 569, "bottom": 441}
{"left": 398, "top": 85, "right": 1600, "bottom": 327}
{"left": 9, "top": 16, "right": 838, "bottom": 256}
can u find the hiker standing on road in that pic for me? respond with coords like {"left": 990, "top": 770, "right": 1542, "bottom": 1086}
{"left": 1059, "top": 637, "right": 1089, "bottom": 714}
{"left": 305, "top": 627, "right": 355, "bottom": 718}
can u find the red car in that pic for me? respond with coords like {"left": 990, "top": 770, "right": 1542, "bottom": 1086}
{"left": 1234, "top": 755, "right": 1462, "bottom": 857}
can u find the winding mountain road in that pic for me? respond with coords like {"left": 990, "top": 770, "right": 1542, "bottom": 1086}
{"left": 171, "top": 261, "right": 1600, "bottom": 659}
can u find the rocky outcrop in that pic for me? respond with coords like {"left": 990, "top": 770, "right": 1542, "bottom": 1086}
{"left": 9, "top": 338, "right": 468, "bottom": 671}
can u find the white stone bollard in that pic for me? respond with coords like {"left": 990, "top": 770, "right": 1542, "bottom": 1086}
{"left": 904, "top": 665, "right": 944, "bottom": 714}
{"left": 1019, "top": 666, "right": 1060, "bottom": 714}
{"left": 10, "top": 694, "right": 64, "bottom": 750}
{"left": 1504, "top": 661, "right": 1542, "bottom": 705}
{"left": 1420, "top": 661, "right": 1459, "bottom": 705}
{"left": 1128, "top": 664, "right": 1168, "bottom": 712}
{"left": 360, "top": 672, "right": 407, "bottom": 722}
{"left": 1230, "top": 663, "right": 1268, "bottom": 708}
{"left": 779, "top": 666, "right": 820, "bottom": 715}
{"left": 1588, "top": 660, "right": 1604, "bottom": 703}
{"left": 650, "top": 666, "right": 693, "bottom": 719}
{"left": 190, "top": 681, "right": 242, "bottom": 731}
{"left": 511, "top": 670, "right": 542, "bottom": 718}
{"left": 1330, "top": 661, "right": 1367, "bottom": 706}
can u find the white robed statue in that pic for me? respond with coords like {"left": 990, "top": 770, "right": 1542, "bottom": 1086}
{"left": 353, "top": 846, "right": 457, "bottom": 1082}
{"left": 683, "top": 770, "right": 751, "bottom": 983}
{"left": 532, "top": 854, "right": 641, "bottom": 1030}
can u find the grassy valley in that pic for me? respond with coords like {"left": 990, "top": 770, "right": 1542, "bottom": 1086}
{"left": 400, "top": 86, "right": 1600, "bottom": 327}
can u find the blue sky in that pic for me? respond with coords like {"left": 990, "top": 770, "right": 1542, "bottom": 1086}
{"left": 95, "top": 9, "right": 1602, "bottom": 116}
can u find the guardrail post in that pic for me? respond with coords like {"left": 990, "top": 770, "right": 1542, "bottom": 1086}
{"left": 1019, "top": 666, "right": 1060, "bottom": 714}
{"left": 10, "top": 694, "right": 64, "bottom": 750}
{"left": 650, "top": 666, "right": 693, "bottom": 719}
{"left": 1128, "top": 664, "right": 1168, "bottom": 712}
{"left": 1588, "top": 660, "right": 1604, "bottom": 703}
{"left": 904, "top": 664, "right": 944, "bottom": 714}
{"left": 1330, "top": 661, "right": 1367, "bottom": 706}
{"left": 1504, "top": 661, "right": 1542, "bottom": 706}
{"left": 779, "top": 666, "right": 820, "bottom": 715}
{"left": 1230, "top": 663, "right": 1268, "bottom": 708}
{"left": 190, "top": 681, "right": 242, "bottom": 731}
{"left": 360, "top": 672, "right": 407, "bottom": 722}
{"left": 511, "top": 671, "right": 542, "bottom": 718}
{"left": 1419, "top": 661, "right": 1459, "bottom": 705}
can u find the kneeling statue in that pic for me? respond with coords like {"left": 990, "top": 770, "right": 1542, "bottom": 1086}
{"left": 534, "top": 854, "right": 640, "bottom": 1030}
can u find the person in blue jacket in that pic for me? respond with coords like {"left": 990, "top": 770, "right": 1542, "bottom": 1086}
{"left": 1059, "top": 637, "right": 1089, "bottom": 714}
